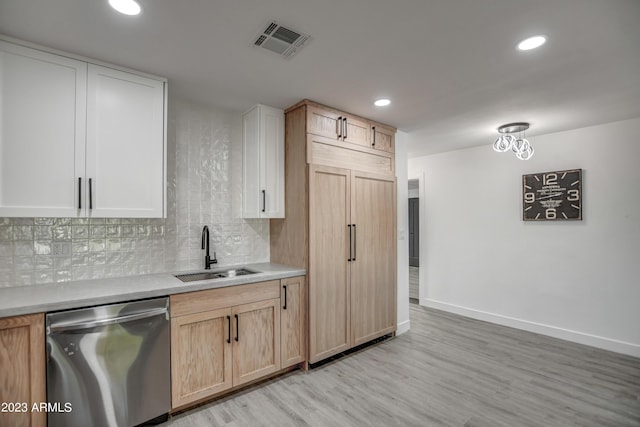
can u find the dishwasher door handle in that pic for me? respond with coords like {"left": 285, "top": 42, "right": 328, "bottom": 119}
{"left": 48, "top": 307, "right": 168, "bottom": 333}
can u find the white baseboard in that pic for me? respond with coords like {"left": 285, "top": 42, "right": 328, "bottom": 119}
{"left": 421, "top": 298, "right": 640, "bottom": 358}
{"left": 396, "top": 319, "right": 411, "bottom": 335}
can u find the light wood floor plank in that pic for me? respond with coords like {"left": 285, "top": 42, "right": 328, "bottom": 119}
{"left": 162, "top": 305, "right": 640, "bottom": 426}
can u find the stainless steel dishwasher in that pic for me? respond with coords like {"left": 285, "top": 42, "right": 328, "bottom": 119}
{"left": 46, "top": 297, "right": 171, "bottom": 427}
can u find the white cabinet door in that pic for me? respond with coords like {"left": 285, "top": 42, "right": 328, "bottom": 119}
{"left": 86, "top": 64, "right": 165, "bottom": 218}
{"left": 242, "top": 106, "right": 261, "bottom": 218}
{"left": 242, "top": 104, "right": 284, "bottom": 218}
{"left": 261, "top": 105, "right": 284, "bottom": 218}
{"left": 0, "top": 41, "right": 86, "bottom": 217}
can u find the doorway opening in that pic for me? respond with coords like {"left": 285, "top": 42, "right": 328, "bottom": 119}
{"left": 408, "top": 179, "right": 419, "bottom": 304}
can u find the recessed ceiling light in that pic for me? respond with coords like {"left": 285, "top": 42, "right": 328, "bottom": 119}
{"left": 109, "top": 0, "right": 142, "bottom": 15}
{"left": 374, "top": 99, "right": 391, "bottom": 107}
{"left": 517, "top": 35, "right": 546, "bottom": 51}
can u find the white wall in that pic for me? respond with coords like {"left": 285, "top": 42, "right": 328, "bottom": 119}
{"left": 408, "top": 117, "right": 640, "bottom": 357}
{"left": 395, "top": 131, "right": 410, "bottom": 334}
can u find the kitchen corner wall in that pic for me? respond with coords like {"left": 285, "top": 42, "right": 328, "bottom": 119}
{"left": 408, "top": 117, "right": 640, "bottom": 357}
{"left": 0, "top": 98, "right": 270, "bottom": 288}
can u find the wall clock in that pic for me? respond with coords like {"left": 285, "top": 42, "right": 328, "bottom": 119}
{"left": 522, "top": 169, "right": 582, "bottom": 221}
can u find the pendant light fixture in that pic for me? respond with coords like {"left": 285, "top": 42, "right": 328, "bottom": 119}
{"left": 493, "top": 122, "right": 534, "bottom": 160}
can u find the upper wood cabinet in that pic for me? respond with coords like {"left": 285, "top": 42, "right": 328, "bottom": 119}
{"left": 292, "top": 100, "right": 396, "bottom": 177}
{"left": 0, "top": 313, "right": 46, "bottom": 427}
{"left": 242, "top": 104, "right": 285, "bottom": 218}
{"left": 0, "top": 39, "right": 167, "bottom": 218}
{"left": 371, "top": 122, "right": 395, "bottom": 154}
{"left": 306, "top": 103, "right": 371, "bottom": 148}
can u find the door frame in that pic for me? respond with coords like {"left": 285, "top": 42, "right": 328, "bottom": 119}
{"left": 408, "top": 172, "right": 425, "bottom": 305}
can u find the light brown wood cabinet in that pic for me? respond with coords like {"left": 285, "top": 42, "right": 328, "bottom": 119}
{"left": 170, "top": 307, "right": 233, "bottom": 406}
{"left": 350, "top": 171, "right": 397, "bottom": 346}
{"left": 308, "top": 165, "right": 396, "bottom": 361}
{"left": 371, "top": 122, "right": 395, "bottom": 154}
{"left": 170, "top": 279, "right": 302, "bottom": 409}
{"left": 280, "top": 275, "right": 306, "bottom": 368}
{"left": 232, "top": 299, "right": 280, "bottom": 386}
{"left": 0, "top": 313, "right": 46, "bottom": 427}
{"left": 305, "top": 102, "right": 371, "bottom": 149}
{"left": 271, "top": 100, "right": 397, "bottom": 365}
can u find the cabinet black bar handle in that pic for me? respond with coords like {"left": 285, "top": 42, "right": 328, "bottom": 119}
{"left": 78, "top": 177, "right": 82, "bottom": 209}
{"left": 234, "top": 314, "right": 239, "bottom": 341}
{"left": 353, "top": 224, "right": 356, "bottom": 261}
{"left": 89, "top": 178, "right": 93, "bottom": 210}
{"left": 337, "top": 116, "right": 342, "bottom": 139}
{"left": 347, "top": 224, "right": 352, "bottom": 261}
{"left": 343, "top": 117, "right": 348, "bottom": 140}
{"left": 226, "top": 315, "right": 231, "bottom": 344}
{"left": 372, "top": 126, "right": 376, "bottom": 147}
{"left": 283, "top": 285, "right": 288, "bottom": 309}
{"left": 262, "top": 190, "right": 266, "bottom": 213}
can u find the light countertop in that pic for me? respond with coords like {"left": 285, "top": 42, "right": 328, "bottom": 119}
{"left": 0, "top": 262, "right": 305, "bottom": 318}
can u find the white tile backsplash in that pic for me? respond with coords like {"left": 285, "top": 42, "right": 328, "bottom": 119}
{"left": 0, "top": 98, "right": 270, "bottom": 288}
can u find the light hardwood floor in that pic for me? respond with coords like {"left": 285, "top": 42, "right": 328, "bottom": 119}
{"left": 409, "top": 266, "right": 419, "bottom": 301}
{"left": 162, "top": 305, "right": 640, "bottom": 427}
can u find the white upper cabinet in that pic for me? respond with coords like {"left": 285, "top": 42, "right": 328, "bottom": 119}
{"left": 242, "top": 105, "right": 284, "bottom": 218}
{"left": 0, "top": 39, "right": 167, "bottom": 218}
{"left": 0, "top": 40, "right": 87, "bottom": 217}
{"left": 86, "top": 65, "right": 165, "bottom": 218}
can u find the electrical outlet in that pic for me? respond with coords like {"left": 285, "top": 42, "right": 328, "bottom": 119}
{"left": 51, "top": 242, "right": 72, "bottom": 257}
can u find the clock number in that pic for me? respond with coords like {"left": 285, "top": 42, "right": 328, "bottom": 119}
{"left": 545, "top": 208, "right": 556, "bottom": 219}
{"left": 524, "top": 192, "right": 535, "bottom": 203}
{"left": 543, "top": 173, "right": 557, "bottom": 185}
{"left": 567, "top": 189, "right": 579, "bottom": 201}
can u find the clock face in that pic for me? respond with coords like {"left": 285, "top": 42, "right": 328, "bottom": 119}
{"left": 523, "top": 169, "right": 582, "bottom": 221}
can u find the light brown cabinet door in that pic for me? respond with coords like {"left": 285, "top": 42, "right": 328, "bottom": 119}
{"left": 306, "top": 104, "right": 370, "bottom": 148}
{"left": 342, "top": 114, "right": 371, "bottom": 147}
{"left": 371, "top": 123, "right": 395, "bottom": 154}
{"left": 350, "top": 171, "right": 397, "bottom": 346}
{"left": 306, "top": 104, "right": 342, "bottom": 140}
{"left": 171, "top": 308, "right": 233, "bottom": 408}
{"left": 280, "top": 276, "right": 306, "bottom": 368}
{"left": 232, "top": 299, "right": 281, "bottom": 386}
{"left": 0, "top": 313, "right": 46, "bottom": 427}
{"left": 308, "top": 165, "right": 351, "bottom": 363}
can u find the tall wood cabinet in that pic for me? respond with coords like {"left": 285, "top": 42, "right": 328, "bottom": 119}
{"left": 0, "top": 313, "right": 46, "bottom": 427}
{"left": 271, "top": 100, "right": 397, "bottom": 364}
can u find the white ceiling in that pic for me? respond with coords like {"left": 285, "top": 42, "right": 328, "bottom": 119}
{"left": 1, "top": 0, "right": 639, "bottom": 157}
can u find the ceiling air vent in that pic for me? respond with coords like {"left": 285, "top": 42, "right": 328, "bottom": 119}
{"left": 253, "top": 21, "right": 310, "bottom": 58}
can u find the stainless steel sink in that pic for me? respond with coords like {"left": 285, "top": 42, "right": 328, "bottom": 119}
{"left": 174, "top": 268, "right": 259, "bottom": 283}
